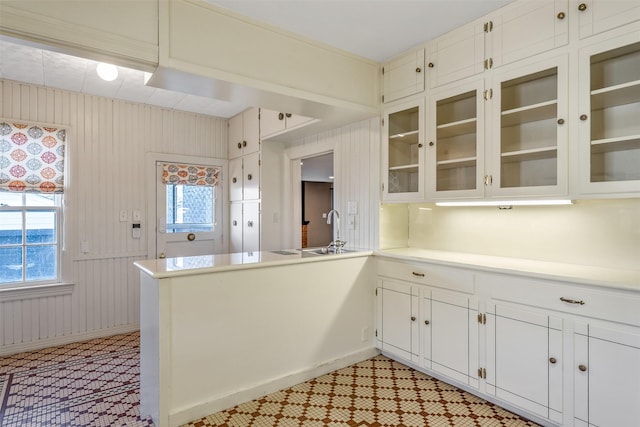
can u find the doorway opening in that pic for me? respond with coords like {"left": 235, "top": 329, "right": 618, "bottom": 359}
{"left": 300, "top": 153, "right": 334, "bottom": 248}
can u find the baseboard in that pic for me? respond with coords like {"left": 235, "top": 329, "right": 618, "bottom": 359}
{"left": 169, "top": 346, "right": 380, "bottom": 427}
{"left": 0, "top": 324, "right": 140, "bottom": 357}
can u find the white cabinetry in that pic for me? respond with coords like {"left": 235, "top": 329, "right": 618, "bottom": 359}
{"left": 427, "top": 55, "right": 568, "bottom": 200}
{"left": 422, "top": 289, "right": 479, "bottom": 388}
{"left": 574, "top": 322, "right": 640, "bottom": 427}
{"left": 376, "top": 255, "right": 640, "bottom": 426}
{"left": 259, "top": 109, "right": 315, "bottom": 139}
{"left": 577, "top": 0, "right": 640, "bottom": 39}
{"left": 378, "top": 279, "right": 420, "bottom": 364}
{"left": 427, "top": 0, "right": 568, "bottom": 89}
{"left": 229, "top": 201, "right": 260, "bottom": 253}
{"left": 228, "top": 108, "right": 260, "bottom": 160}
{"left": 578, "top": 31, "right": 640, "bottom": 196}
{"left": 485, "top": 303, "right": 563, "bottom": 423}
{"left": 382, "top": 49, "right": 425, "bottom": 103}
{"left": 382, "top": 98, "right": 425, "bottom": 202}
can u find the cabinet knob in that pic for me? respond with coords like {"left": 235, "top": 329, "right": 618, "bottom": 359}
{"left": 247, "top": 174, "right": 253, "bottom": 181}
{"left": 557, "top": 11, "right": 566, "bottom": 20}
{"left": 557, "top": 118, "right": 565, "bottom": 125}
{"left": 233, "top": 220, "right": 238, "bottom": 226}
{"left": 418, "top": 143, "right": 423, "bottom": 148}
{"left": 232, "top": 177, "right": 237, "bottom": 183}
{"left": 549, "top": 357, "right": 557, "bottom": 364}
{"left": 428, "top": 62, "right": 434, "bottom": 68}
{"left": 278, "top": 112, "right": 285, "bottom": 120}
{"left": 411, "top": 316, "right": 416, "bottom": 321}
{"left": 237, "top": 142, "right": 242, "bottom": 149}
{"left": 429, "top": 141, "right": 434, "bottom": 146}
{"left": 424, "top": 320, "right": 430, "bottom": 325}
{"left": 243, "top": 140, "right": 247, "bottom": 147}
{"left": 580, "top": 114, "right": 588, "bottom": 121}
{"left": 578, "top": 3, "right": 587, "bottom": 11}
{"left": 578, "top": 364, "right": 587, "bottom": 372}
{"left": 286, "top": 113, "right": 292, "bottom": 118}
{"left": 416, "top": 67, "right": 422, "bottom": 73}
{"left": 247, "top": 221, "right": 253, "bottom": 227}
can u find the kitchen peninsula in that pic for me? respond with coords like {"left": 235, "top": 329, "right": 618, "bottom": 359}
{"left": 135, "top": 249, "right": 374, "bottom": 427}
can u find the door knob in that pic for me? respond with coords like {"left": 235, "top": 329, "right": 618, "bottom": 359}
{"left": 187, "top": 233, "right": 196, "bottom": 241}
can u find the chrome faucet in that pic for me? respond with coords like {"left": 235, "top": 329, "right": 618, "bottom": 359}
{"left": 326, "top": 209, "right": 346, "bottom": 253}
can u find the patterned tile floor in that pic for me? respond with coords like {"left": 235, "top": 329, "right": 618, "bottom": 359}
{"left": 0, "top": 333, "right": 540, "bottom": 427}
{"left": 182, "top": 356, "right": 540, "bottom": 427}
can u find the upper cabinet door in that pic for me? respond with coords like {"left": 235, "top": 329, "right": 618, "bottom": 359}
{"left": 489, "top": 0, "right": 569, "bottom": 69}
{"left": 489, "top": 55, "right": 569, "bottom": 198}
{"left": 428, "top": 21, "right": 485, "bottom": 89}
{"left": 260, "top": 109, "right": 287, "bottom": 138}
{"left": 243, "top": 107, "right": 260, "bottom": 155}
{"left": 427, "top": 79, "right": 485, "bottom": 200}
{"left": 382, "top": 49, "right": 425, "bottom": 103}
{"left": 228, "top": 113, "right": 244, "bottom": 160}
{"left": 382, "top": 98, "right": 426, "bottom": 202}
{"left": 577, "top": 0, "right": 640, "bottom": 40}
{"left": 578, "top": 32, "right": 640, "bottom": 196}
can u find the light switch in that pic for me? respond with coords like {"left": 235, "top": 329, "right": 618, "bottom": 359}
{"left": 348, "top": 201, "right": 358, "bottom": 215}
{"left": 348, "top": 215, "right": 356, "bottom": 230}
{"left": 133, "top": 210, "right": 141, "bottom": 221}
{"left": 119, "top": 210, "right": 128, "bottom": 222}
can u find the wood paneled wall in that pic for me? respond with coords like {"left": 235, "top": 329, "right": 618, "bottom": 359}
{"left": 0, "top": 79, "right": 227, "bottom": 354}
{"left": 288, "top": 118, "right": 381, "bottom": 250}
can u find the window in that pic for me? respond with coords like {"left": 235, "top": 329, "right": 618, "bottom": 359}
{"left": 0, "top": 192, "right": 61, "bottom": 285}
{"left": 0, "top": 120, "right": 66, "bottom": 287}
{"left": 165, "top": 184, "right": 215, "bottom": 233}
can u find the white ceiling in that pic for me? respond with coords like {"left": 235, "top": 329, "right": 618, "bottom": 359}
{"left": 0, "top": 0, "right": 513, "bottom": 119}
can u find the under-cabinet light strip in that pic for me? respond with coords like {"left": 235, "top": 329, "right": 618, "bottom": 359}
{"left": 435, "top": 200, "right": 574, "bottom": 207}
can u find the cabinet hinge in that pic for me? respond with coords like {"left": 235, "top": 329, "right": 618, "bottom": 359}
{"left": 375, "top": 288, "right": 378, "bottom": 296}
{"left": 484, "top": 21, "right": 494, "bottom": 33}
{"left": 382, "top": 67, "right": 385, "bottom": 75}
{"left": 483, "top": 89, "right": 493, "bottom": 101}
{"left": 381, "top": 117, "right": 384, "bottom": 127}
{"left": 259, "top": 159, "right": 262, "bottom": 166}
{"left": 477, "top": 313, "right": 486, "bottom": 324}
{"left": 382, "top": 95, "right": 385, "bottom": 103}
{"left": 484, "top": 57, "right": 494, "bottom": 70}
{"left": 375, "top": 329, "right": 378, "bottom": 337}
{"left": 478, "top": 367, "right": 487, "bottom": 379}
{"left": 381, "top": 183, "right": 385, "bottom": 192}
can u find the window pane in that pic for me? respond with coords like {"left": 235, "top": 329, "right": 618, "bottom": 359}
{"left": 25, "top": 193, "right": 56, "bottom": 207}
{"left": 26, "top": 211, "right": 57, "bottom": 243}
{"left": 166, "top": 185, "right": 214, "bottom": 233}
{"left": 0, "top": 211, "right": 23, "bottom": 244}
{"left": 0, "top": 246, "right": 23, "bottom": 284}
{"left": 0, "top": 193, "right": 24, "bottom": 207}
{"left": 26, "top": 245, "right": 57, "bottom": 281}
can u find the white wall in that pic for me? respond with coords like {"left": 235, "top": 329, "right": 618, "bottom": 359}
{"left": 0, "top": 79, "right": 227, "bottom": 354}
{"left": 380, "top": 199, "right": 640, "bottom": 271}
{"left": 285, "top": 118, "right": 381, "bottom": 250}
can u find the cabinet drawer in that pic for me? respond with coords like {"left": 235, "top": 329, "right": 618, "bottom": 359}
{"left": 477, "top": 272, "right": 640, "bottom": 327}
{"left": 378, "top": 259, "right": 474, "bottom": 294}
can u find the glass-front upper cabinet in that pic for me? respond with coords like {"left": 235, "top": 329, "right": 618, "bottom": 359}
{"left": 382, "top": 99, "right": 425, "bottom": 202}
{"left": 578, "top": 33, "right": 640, "bottom": 196}
{"left": 427, "top": 80, "right": 485, "bottom": 199}
{"left": 490, "top": 55, "right": 568, "bottom": 198}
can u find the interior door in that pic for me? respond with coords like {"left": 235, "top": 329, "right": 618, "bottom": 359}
{"left": 156, "top": 161, "right": 223, "bottom": 258}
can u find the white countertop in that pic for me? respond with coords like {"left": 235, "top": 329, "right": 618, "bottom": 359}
{"left": 376, "top": 248, "right": 640, "bottom": 291}
{"left": 134, "top": 248, "right": 373, "bottom": 279}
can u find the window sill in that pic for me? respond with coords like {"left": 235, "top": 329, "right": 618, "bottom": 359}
{"left": 0, "top": 282, "right": 74, "bottom": 302}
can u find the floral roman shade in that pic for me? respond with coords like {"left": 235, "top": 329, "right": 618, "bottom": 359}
{"left": 0, "top": 121, "right": 66, "bottom": 193}
{"left": 161, "top": 163, "right": 220, "bottom": 186}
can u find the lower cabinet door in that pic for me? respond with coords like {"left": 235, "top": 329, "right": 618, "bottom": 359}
{"left": 422, "top": 289, "right": 478, "bottom": 387}
{"left": 381, "top": 280, "right": 419, "bottom": 363}
{"left": 243, "top": 201, "right": 260, "bottom": 253}
{"left": 574, "top": 322, "right": 640, "bottom": 427}
{"left": 229, "top": 202, "right": 243, "bottom": 253}
{"left": 486, "top": 302, "right": 563, "bottom": 423}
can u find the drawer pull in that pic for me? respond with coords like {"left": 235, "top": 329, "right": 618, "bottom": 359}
{"left": 412, "top": 272, "right": 425, "bottom": 277}
{"left": 560, "top": 297, "right": 585, "bottom": 305}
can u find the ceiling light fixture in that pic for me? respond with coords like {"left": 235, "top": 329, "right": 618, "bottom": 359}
{"left": 435, "top": 200, "right": 574, "bottom": 207}
{"left": 96, "top": 62, "right": 118, "bottom": 81}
